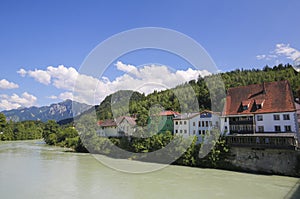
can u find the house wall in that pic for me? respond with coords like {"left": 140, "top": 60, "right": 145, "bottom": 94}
{"left": 118, "top": 119, "right": 135, "bottom": 136}
{"left": 174, "top": 119, "right": 189, "bottom": 138}
{"left": 189, "top": 116, "right": 199, "bottom": 137}
{"left": 100, "top": 126, "right": 118, "bottom": 137}
{"left": 220, "top": 117, "right": 230, "bottom": 135}
{"left": 174, "top": 113, "right": 222, "bottom": 143}
{"left": 149, "top": 115, "right": 174, "bottom": 134}
{"left": 255, "top": 112, "right": 297, "bottom": 133}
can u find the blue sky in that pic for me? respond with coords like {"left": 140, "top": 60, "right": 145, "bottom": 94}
{"left": 0, "top": 0, "right": 300, "bottom": 110}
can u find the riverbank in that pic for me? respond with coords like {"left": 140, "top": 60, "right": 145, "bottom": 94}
{"left": 41, "top": 132, "right": 300, "bottom": 178}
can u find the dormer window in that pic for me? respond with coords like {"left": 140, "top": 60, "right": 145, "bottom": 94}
{"left": 255, "top": 99, "right": 265, "bottom": 110}
{"left": 241, "top": 100, "right": 250, "bottom": 111}
{"left": 256, "top": 104, "right": 262, "bottom": 109}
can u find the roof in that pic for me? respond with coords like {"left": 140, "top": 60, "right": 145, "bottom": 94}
{"left": 98, "top": 119, "right": 117, "bottom": 127}
{"left": 118, "top": 116, "right": 136, "bottom": 126}
{"left": 295, "top": 101, "right": 300, "bottom": 111}
{"left": 159, "top": 110, "right": 180, "bottom": 116}
{"left": 225, "top": 80, "right": 296, "bottom": 115}
{"left": 173, "top": 112, "right": 200, "bottom": 120}
{"left": 98, "top": 116, "right": 136, "bottom": 127}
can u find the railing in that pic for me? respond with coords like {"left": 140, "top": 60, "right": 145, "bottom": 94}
{"left": 226, "top": 136, "right": 298, "bottom": 150}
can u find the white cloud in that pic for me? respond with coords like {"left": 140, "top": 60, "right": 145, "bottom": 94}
{"left": 28, "top": 69, "right": 51, "bottom": 85}
{"left": 115, "top": 61, "right": 139, "bottom": 76}
{"left": 18, "top": 68, "right": 51, "bottom": 84}
{"left": 58, "top": 92, "right": 74, "bottom": 101}
{"left": 274, "top": 43, "right": 300, "bottom": 60}
{"left": 17, "top": 68, "right": 27, "bottom": 77}
{"left": 176, "top": 68, "right": 210, "bottom": 81}
{"left": 19, "top": 62, "right": 211, "bottom": 105}
{"left": 0, "top": 92, "right": 37, "bottom": 111}
{"left": 0, "top": 79, "right": 19, "bottom": 89}
{"left": 256, "top": 43, "right": 300, "bottom": 62}
{"left": 256, "top": 54, "right": 266, "bottom": 60}
{"left": 47, "top": 95, "right": 58, "bottom": 100}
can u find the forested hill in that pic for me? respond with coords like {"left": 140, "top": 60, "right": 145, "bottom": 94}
{"left": 94, "top": 64, "right": 300, "bottom": 125}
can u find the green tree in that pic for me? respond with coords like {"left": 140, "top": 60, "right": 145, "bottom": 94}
{"left": 42, "top": 120, "right": 62, "bottom": 145}
{"left": 0, "top": 113, "right": 6, "bottom": 129}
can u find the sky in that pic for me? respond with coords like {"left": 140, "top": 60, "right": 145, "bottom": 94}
{"left": 0, "top": 0, "right": 300, "bottom": 111}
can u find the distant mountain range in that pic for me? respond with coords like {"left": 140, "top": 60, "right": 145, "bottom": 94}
{"left": 1, "top": 99, "right": 92, "bottom": 122}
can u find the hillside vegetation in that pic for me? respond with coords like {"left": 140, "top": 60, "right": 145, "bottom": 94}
{"left": 96, "top": 64, "right": 300, "bottom": 125}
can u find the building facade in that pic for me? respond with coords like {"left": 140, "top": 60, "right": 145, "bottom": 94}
{"left": 173, "top": 111, "right": 221, "bottom": 143}
{"left": 148, "top": 110, "right": 179, "bottom": 134}
{"left": 97, "top": 116, "right": 136, "bottom": 137}
{"left": 223, "top": 80, "right": 299, "bottom": 149}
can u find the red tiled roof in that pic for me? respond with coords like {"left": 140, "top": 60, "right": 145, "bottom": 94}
{"left": 98, "top": 116, "right": 137, "bottom": 127}
{"left": 159, "top": 110, "right": 180, "bottom": 116}
{"left": 225, "top": 80, "right": 296, "bottom": 115}
{"left": 117, "top": 116, "right": 137, "bottom": 126}
{"left": 99, "top": 119, "right": 117, "bottom": 127}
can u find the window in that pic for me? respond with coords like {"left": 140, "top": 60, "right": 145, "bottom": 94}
{"left": 274, "top": 125, "right": 281, "bottom": 132}
{"left": 198, "top": 130, "right": 201, "bottom": 135}
{"left": 202, "top": 130, "right": 206, "bottom": 135}
{"left": 273, "top": 114, "right": 280, "bottom": 120}
{"left": 184, "top": 121, "right": 187, "bottom": 125}
{"left": 184, "top": 130, "right": 187, "bottom": 134}
{"left": 256, "top": 104, "right": 262, "bottom": 109}
{"left": 202, "top": 121, "right": 205, "bottom": 127}
{"left": 206, "top": 121, "right": 209, "bottom": 127}
{"left": 193, "top": 122, "right": 195, "bottom": 126}
{"left": 193, "top": 130, "right": 195, "bottom": 134}
{"left": 283, "top": 114, "right": 290, "bottom": 120}
{"left": 257, "top": 115, "right": 263, "bottom": 121}
{"left": 180, "top": 121, "right": 182, "bottom": 125}
{"left": 198, "top": 121, "right": 201, "bottom": 127}
{"left": 225, "top": 118, "right": 227, "bottom": 122}
{"left": 180, "top": 130, "right": 182, "bottom": 133}
{"left": 209, "top": 121, "right": 212, "bottom": 126}
{"left": 258, "top": 126, "right": 264, "bottom": 132}
{"left": 242, "top": 105, "right": 248, "bottom": 110}
{"left": 175, "top": 130, "right": 178, "bottom": 134}
{"left": 285, "top": 125, "right": 291, "bottom": 132}
{"left": 175, "top": 121, "right": 178, "bottom": 125}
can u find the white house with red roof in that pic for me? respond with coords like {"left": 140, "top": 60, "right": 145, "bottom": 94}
{"left": 223, "top": 80, "right": 299, "bottom": 149}
{"left": 223, "top": 80, "right": 298, "bottom": 134}
{"left": 97, "top": 116, "right": 136, "bottom": 137}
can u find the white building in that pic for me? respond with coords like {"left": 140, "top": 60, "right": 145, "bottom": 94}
{"left": 97, "top": 116, "right": 136, "bottom": 137}
{"left": 173, "top": 111, "right": 221, "bottom": 143}
{"left": 223, "top": 80, "right": 299, "bottom": 136}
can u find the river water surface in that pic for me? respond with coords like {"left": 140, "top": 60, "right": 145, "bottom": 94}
{"left": 0, "top": 140, "right": 299, "bottom": 199}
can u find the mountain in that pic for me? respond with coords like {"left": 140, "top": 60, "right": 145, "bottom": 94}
{"left": 1, "top": 99, "right": 92, "bottom": 122}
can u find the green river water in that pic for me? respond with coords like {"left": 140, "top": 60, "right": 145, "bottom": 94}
{"left": 0, "top": 140, "right": 299, "bottom": 199}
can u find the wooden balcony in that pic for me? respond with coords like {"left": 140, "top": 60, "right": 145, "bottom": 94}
{"left": 226, "top": 133, "right": 299, "bottom": 150}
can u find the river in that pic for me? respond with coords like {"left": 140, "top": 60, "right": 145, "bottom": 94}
{"left": 0, "top": 140, "right": 299, "bottom": 199}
